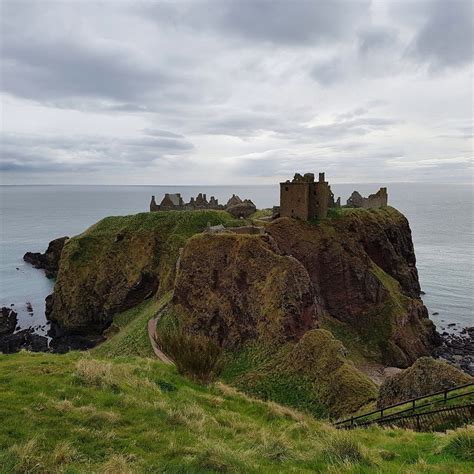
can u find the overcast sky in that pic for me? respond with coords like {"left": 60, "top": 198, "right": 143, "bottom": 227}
{"left": 1, "top": 0, "right": 472, "bottom": 185}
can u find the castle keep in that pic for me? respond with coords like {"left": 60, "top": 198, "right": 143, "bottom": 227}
{"left": 280, "top": 172, "right": 336, "bottom": 220}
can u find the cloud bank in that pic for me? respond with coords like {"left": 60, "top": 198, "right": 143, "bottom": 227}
{"left": 1, "top": 0, "right": 472, "bottom": 184}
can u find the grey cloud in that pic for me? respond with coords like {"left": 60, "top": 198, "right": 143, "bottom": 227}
{"left": 1, "top": 38, "right": 166, "bottom": 103}
{"left": 274, "top": 116, "right": 400, "bottom": 142}
{"left": 408, "top": 0, "right": 473, "bottom": 69}
{"left": 0, "top": 131, "right": 194, "bottom": 173}
{"left": 310, "top": 57, "right": 346, "bottom": 86}
{"left": 142, "top": 129, "right": 186, "bottom": 139}
{"left": 358, "top": 27, "right": 398, "bottom": 55}
{"left": 141, "top": 0, "right": 371, "bottom": 45}
{"left": 337, "top": 107, "right": 369, "bottom": 120}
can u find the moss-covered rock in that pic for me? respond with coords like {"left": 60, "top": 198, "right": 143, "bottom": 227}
{"left": 48, "top": 211, "right": 241, "bottom": 335}
{"left": 378, "top": 357, "right": 473, "bottom": 407}
{"left": 172, "top": 232, "right": 318, "bottom": 347}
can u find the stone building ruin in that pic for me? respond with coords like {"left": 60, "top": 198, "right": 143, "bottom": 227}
{"left": 277, "top": 172, "right": 388, "bottom": 220}
{"left": 150, "top": 192, "right": 256, "bottom": 218}
{"left": 279, "top": 172, "right": 340, "bottom": 220}
{"left": 346, "top": 188, "right": 388, "bottom": 209}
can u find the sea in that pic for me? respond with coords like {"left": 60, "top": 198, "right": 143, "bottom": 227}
{"left": 1, "top": 184, "right": 473, "bottom": 336}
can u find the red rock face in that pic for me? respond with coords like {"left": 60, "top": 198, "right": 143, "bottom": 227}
{"left": 172, "top": 233, "right": 319, "bottom": 348}
{"left": 265, "top": 209, "right": 439, "bottom": 367}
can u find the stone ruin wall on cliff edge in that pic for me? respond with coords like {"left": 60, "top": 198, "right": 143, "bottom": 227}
{"left": 346, "top": 187, "right": 388, "bottom": 209}
{"left": 150, "top": 192, "right": 256, "bottom": 218}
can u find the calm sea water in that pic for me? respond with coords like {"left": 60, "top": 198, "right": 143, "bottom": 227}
{"left": 1, "top": 184, "right": 472, "bottom": 335}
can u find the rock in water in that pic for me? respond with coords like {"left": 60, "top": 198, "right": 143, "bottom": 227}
{"left": 377, "top": 357, "right": 473, "bottom": 407}
{"left": 24, "top": 236, "right": 68, "bottom": 278}
{"left": 0, "top": 307, "right": 17, "bottom": 335}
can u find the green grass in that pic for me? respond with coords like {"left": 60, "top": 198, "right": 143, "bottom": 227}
{"left": 92, "top": 294, "right": 171, "bottom": 359}
{"left": 249, "top": 208, "right": 273, "bottom": 219}
{"left": 0, "top": 351, "right": 473, "bottom": 473}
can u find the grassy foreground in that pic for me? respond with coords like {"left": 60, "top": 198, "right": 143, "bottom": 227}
{"left": 0, "top": 351, "right": 473, "bottom": 473}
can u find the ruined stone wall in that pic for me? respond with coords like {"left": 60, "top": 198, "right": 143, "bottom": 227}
{"left": 313, "top": 181, "right": 329, "bottom": 219}
{"left": 280, "top": 183, "right": 311, "bottom": 220}
{"left": 347, "top": 187, "right": 388, "bottom": 209}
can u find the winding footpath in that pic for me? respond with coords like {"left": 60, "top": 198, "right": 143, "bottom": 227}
{"left": 147, "top": 317, "right": 173, "bottom": 365}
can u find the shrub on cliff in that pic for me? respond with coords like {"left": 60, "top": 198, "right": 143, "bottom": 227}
{"left": 156, "top": 326, "right": 223, "bottom": 384}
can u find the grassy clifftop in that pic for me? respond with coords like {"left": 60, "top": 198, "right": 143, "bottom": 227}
{"left": 1, "top": 350, "right": 472, "bottom": 473}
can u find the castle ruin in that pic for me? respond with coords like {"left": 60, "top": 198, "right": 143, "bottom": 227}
{"left": 150, "top": 192, "right": 256, "bottom": 218}
{"left": 278, "top": 172, "right": 387, "bottom": 220}
{"left": 346, "top": 188, "right": 388, "bottom": 209}
{"left": 279, "top": 172, "right": 339, "bottom": 220}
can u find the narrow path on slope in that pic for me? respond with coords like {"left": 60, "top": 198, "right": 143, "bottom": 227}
{"left": 147, "top": 316, "right": 173, "bottom": 365}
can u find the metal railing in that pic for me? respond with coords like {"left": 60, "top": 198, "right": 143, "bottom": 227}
{"left": 334, "top": 382, "right": 474, "bottom": 430}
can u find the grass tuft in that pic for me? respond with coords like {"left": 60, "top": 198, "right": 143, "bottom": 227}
{"left": 75, "top": 359, "right": 116, "bottom": 388}
{"left": 101, "top": 454, "right": 136, "bottom": 473}
{"left": 156, "top": 325, "right": 223, "bottom": 383}
{"left": 440, "top": 426, "right": 474, "bottom": 461}
{"left": 322, "top": 431, "right": 370, "bottom": 465}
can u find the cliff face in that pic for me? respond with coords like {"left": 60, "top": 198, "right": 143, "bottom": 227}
{"left": 173, "top": 233, "right": 319, "bottom": 347}
{"left": 24, "top": 236, "right": 68, "bottom": 279}
{"left": 265, "top": 208, "right": 438, "bottom": 367}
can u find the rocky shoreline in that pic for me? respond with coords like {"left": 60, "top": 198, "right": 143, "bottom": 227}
{"left": 0, "top": 306, "right": 103, "bottom": 354}
{"left": 433, "top": 327, "right": 474, "bottom": 376}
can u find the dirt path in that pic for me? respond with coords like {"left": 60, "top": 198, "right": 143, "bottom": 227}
{"left": 147, "top": 317, "right": 173, "bottom": 365}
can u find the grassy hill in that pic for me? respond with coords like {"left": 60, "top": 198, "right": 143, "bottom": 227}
{"left": 1, "top": 350, "right": 473, "bottom": 473}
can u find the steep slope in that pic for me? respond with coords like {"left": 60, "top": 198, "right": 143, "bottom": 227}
{"left": 378, "top": 357, "right": 473, "bottom": 406}
{"left": 170, "top": 232, "right": 377, "bottom": 416}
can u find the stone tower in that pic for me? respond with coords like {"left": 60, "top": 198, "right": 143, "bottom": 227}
{"left": 279, "top": 172, "right": 330, "bottom": 220}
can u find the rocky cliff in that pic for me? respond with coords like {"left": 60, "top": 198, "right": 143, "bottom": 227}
{"left": 43, "top": 206, "right": 439, "bottom": 416}
{"left": 264, "top": 208, "right": 439, "bottom": 367}
{"left": 24, "top": 236, "right": 68, "bottom": 278}
{"left": 48, "top": 207, "right": 437, "bottom": 364}
{"left": 47, "top": 211, "right": 241, "bottom": 335}
{"left": 172, "top": 233, "right": 318, "bottom": 347}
